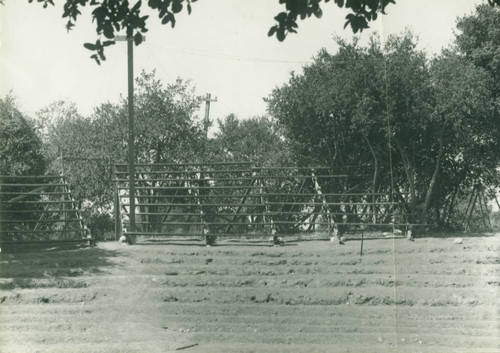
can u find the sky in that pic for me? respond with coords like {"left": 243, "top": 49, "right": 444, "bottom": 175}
{"left": 0, "top": 0, "right": 486, "bottom": 130}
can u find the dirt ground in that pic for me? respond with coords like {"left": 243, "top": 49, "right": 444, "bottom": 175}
{"left": 0, "top": 233, "right": 499, "bottom": 353}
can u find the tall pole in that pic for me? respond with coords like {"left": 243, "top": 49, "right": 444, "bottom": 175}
{"left": 127, "top": 28, "right": 136, "bottom": 242}
{"left": 115, "top": 30, "right": 141, "bottom": 243}
{"left": 203, "top": 93, "right": 217, "bottom": 138}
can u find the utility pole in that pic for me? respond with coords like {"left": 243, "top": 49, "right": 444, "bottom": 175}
{"left": 202, "top": 93, "right": 217, "bottom": 138}
{"left": 115, "top": 29, "right": 143, "bottom": 243}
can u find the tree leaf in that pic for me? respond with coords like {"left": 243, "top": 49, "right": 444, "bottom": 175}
{"left": 268, "top": 26, "right": 277, "bottom": 37}
{"left": 84, "top": 42, "right": 98, "bottom": 51}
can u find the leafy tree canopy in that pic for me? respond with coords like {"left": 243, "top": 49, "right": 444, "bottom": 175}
{"left": 209, "top": 114, "right": 292, "bottom": 166}
{"left": 455, "top": 4, "right": 500, "bottom": 159}
{"left": 266, "top": 31, "right": 497, "bottom": 227}
{"left": 0, "top": 95, "right": 46, "bottom": 176}
{"left": 37, "top": 70, "right": 203, "bottom": 209}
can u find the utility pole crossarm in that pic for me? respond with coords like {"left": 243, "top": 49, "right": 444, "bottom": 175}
{"left": 202, "top": 93, "right": 217, "bottom": 137}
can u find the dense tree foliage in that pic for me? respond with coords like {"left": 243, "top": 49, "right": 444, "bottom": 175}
{"left": 455, "top": 4, "right": 500, "bottom": 179}
{"left": 36, "top": 71, "right": 204, "bottom": 234}
{"left": 0, "top": 96, "right": 47, "bottom": 235}
{"left": 0, "top": 95, "right": 46, "bottom": 176}
{"left": 266, "top": 29, "right": 498, "bottom": 228}
{"left": 209, "top": 114, "right": 291, "bottom": 166}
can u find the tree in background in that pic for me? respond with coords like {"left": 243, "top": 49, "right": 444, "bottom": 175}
{"left": 0, "top": 95, "right": 46, "bottom": 176}
{"left": 37, "top": 71, "right": 204, "bottom": 237}
{"left": 425, "top": 52, "right": 494, "bottom": 226}
{"left": 36, "top": 100, "right": 85, "bottom": 169}
{"left": 0, "top": 95, "right": 47, "bottom": 235}
{"left": 455, "top": 4, "right": 500, "bottom": 185}
{"left": 209, "top": 114, "right": 292, "bottom": 166}
{"left": 267, "top": 31, "right": 497, "bottom": 229}
{"left": 133, "top": 71, "right": 204, "bottom": 164}
{"left": 445, "top": 3, "right": 500, "bottom": 228}
{"left": 39, "top": 70, "right": 203, "bottom": 202}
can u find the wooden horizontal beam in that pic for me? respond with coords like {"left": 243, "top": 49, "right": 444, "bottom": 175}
{"left": 123, "top": 232, "right": 267, "bottom": 237}
{"left": 0, "top": 175, "right": 61, "bottom": 179}
{"left": 265, "top": 201, "right": 399, "bottom": 206}
{"left": 0, "top": 209, "right": 79, "bottom": 213}
{"left": 1, "top": 218, "right": 83, "bottom": 223}
{"left": 118, "top": 186, "right": 262, "bottom": 190}
{"left": 114, "top": 170, "right": 253, "bottom": 175}
{"left": 121, "top": 203, "right": 264, "bottom": 207}
{"left": 6, "top": 200, "right": 75, "bottom": 204}
{"left": 1, "top": 238, "right": 95, "bottom": 245}
{"left": 0, "top": 192, "right": 70, "bottom": 195}
{"left": 1, "top": 229, "right": 85, "bottom": 234}
{"left": 0, "top": 183, "right": 67, "bottom": 187}
{"left": 115, "top": 161, "right": 254, "bottom": 167}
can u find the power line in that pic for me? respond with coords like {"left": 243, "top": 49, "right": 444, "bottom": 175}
{"left": 146, "top": 45, "right": 256, "bottom": 118}
{"left": 150, "top": 42, "right": 312, "bottom": 64}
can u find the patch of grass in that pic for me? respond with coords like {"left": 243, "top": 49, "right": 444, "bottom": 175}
{"left": 1, "top": 278, "right": 89, "bottom": 290}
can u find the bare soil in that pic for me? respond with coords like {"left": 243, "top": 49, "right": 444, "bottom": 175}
{"left": 1, "top": 234, "right": 499, "bottom": 352}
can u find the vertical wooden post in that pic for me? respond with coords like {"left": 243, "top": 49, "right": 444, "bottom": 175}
{"left": 312, "top": 169, "right": 332, "bottom": 240}
{"left": 258, "top": 168, "right": 270, "bottom": 236}
{"left": 360, "top": 230, "right": 364, "bottom": 257}
{"left": 127, "top": 28, "right": 136, "bottom": 243}
{"left": 113, "top": 164, "right": 121, "bottom": 240}
{"left": 61, "top": 154, "right": 66, "bottom": 223}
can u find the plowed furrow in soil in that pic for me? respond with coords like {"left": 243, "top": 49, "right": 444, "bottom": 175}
{"left": 1, "top": 236, "right": 499, "bottom": 352}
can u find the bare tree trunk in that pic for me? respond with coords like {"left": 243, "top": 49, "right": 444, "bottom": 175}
{"left": 362, "top": 133, "right": 380, "bottom": 224}
{"left": 421, "top": 126, "right": 444, "bottom": 224}
{"left": 396, "top": 141, "right": 416, "bottom": 225}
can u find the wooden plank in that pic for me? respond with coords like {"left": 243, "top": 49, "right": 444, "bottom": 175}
{"left": 1, "top": 229, "right": 86, "bottom": 234}
{"left": 0, "top": 209, "right": 79, "bottom": 213}
{"left": 1, "top": 238, "right": 95, "bottom": 245}
{"left": 124, "top": 212, "right": 267, "bottom": 216}
{"left": 121, "top": 194, "right": 263, "bottom": 199}
{"left": 1, "top": 219, "right": 83, "bottom": 223}
{"left": 121, "top": 203, "right": 265, "bottom": 207}
{"left": 115, "top": 161, "right": 253, "bottom": 167}
{"left": 5, "top": 185, "right": 48, "bottom": 203}
{"left": 265, "top": 201, "right": 399, "bottom": 206}
{"left": 0, "top": 183, "right": 68, "bottom": 187}
{"left": 252, "top": 166, "right": 330, "bottom": 170}
{"left": 114, "top": 169, "right": 253, "bottom": 175}
{"left": 114, "top": 177, "right": 257, "bottom": 182}
{"left": 1, "top": 192, "right": 70, "bottom": 195}
{"left": 7, "top": 200, "right": 75, "bottom": 204}
{"left": 119, "top": 186, "right": 262, "bottom": 190}
{"left": 123, "top": 232, "right": 268, "bottom": 237}
{"left": 113, "top": 175, "right": 370, "bottom": 182}
{"left": 0, "top": 175, "right": 61, "bottom": 179}
{"left": 119, "top": 192, "right": 407, "bottom": 199}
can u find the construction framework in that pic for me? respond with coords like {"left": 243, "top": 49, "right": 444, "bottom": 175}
{"left": 0, "top": 175, "right": 91, "bottom": 245}
{"left": 114, "top": 163, "right": 417, "bottom": 243}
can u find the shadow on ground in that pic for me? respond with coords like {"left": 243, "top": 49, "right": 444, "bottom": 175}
{"left": 0, "top": 242, "right": 120, "bottom": 280}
